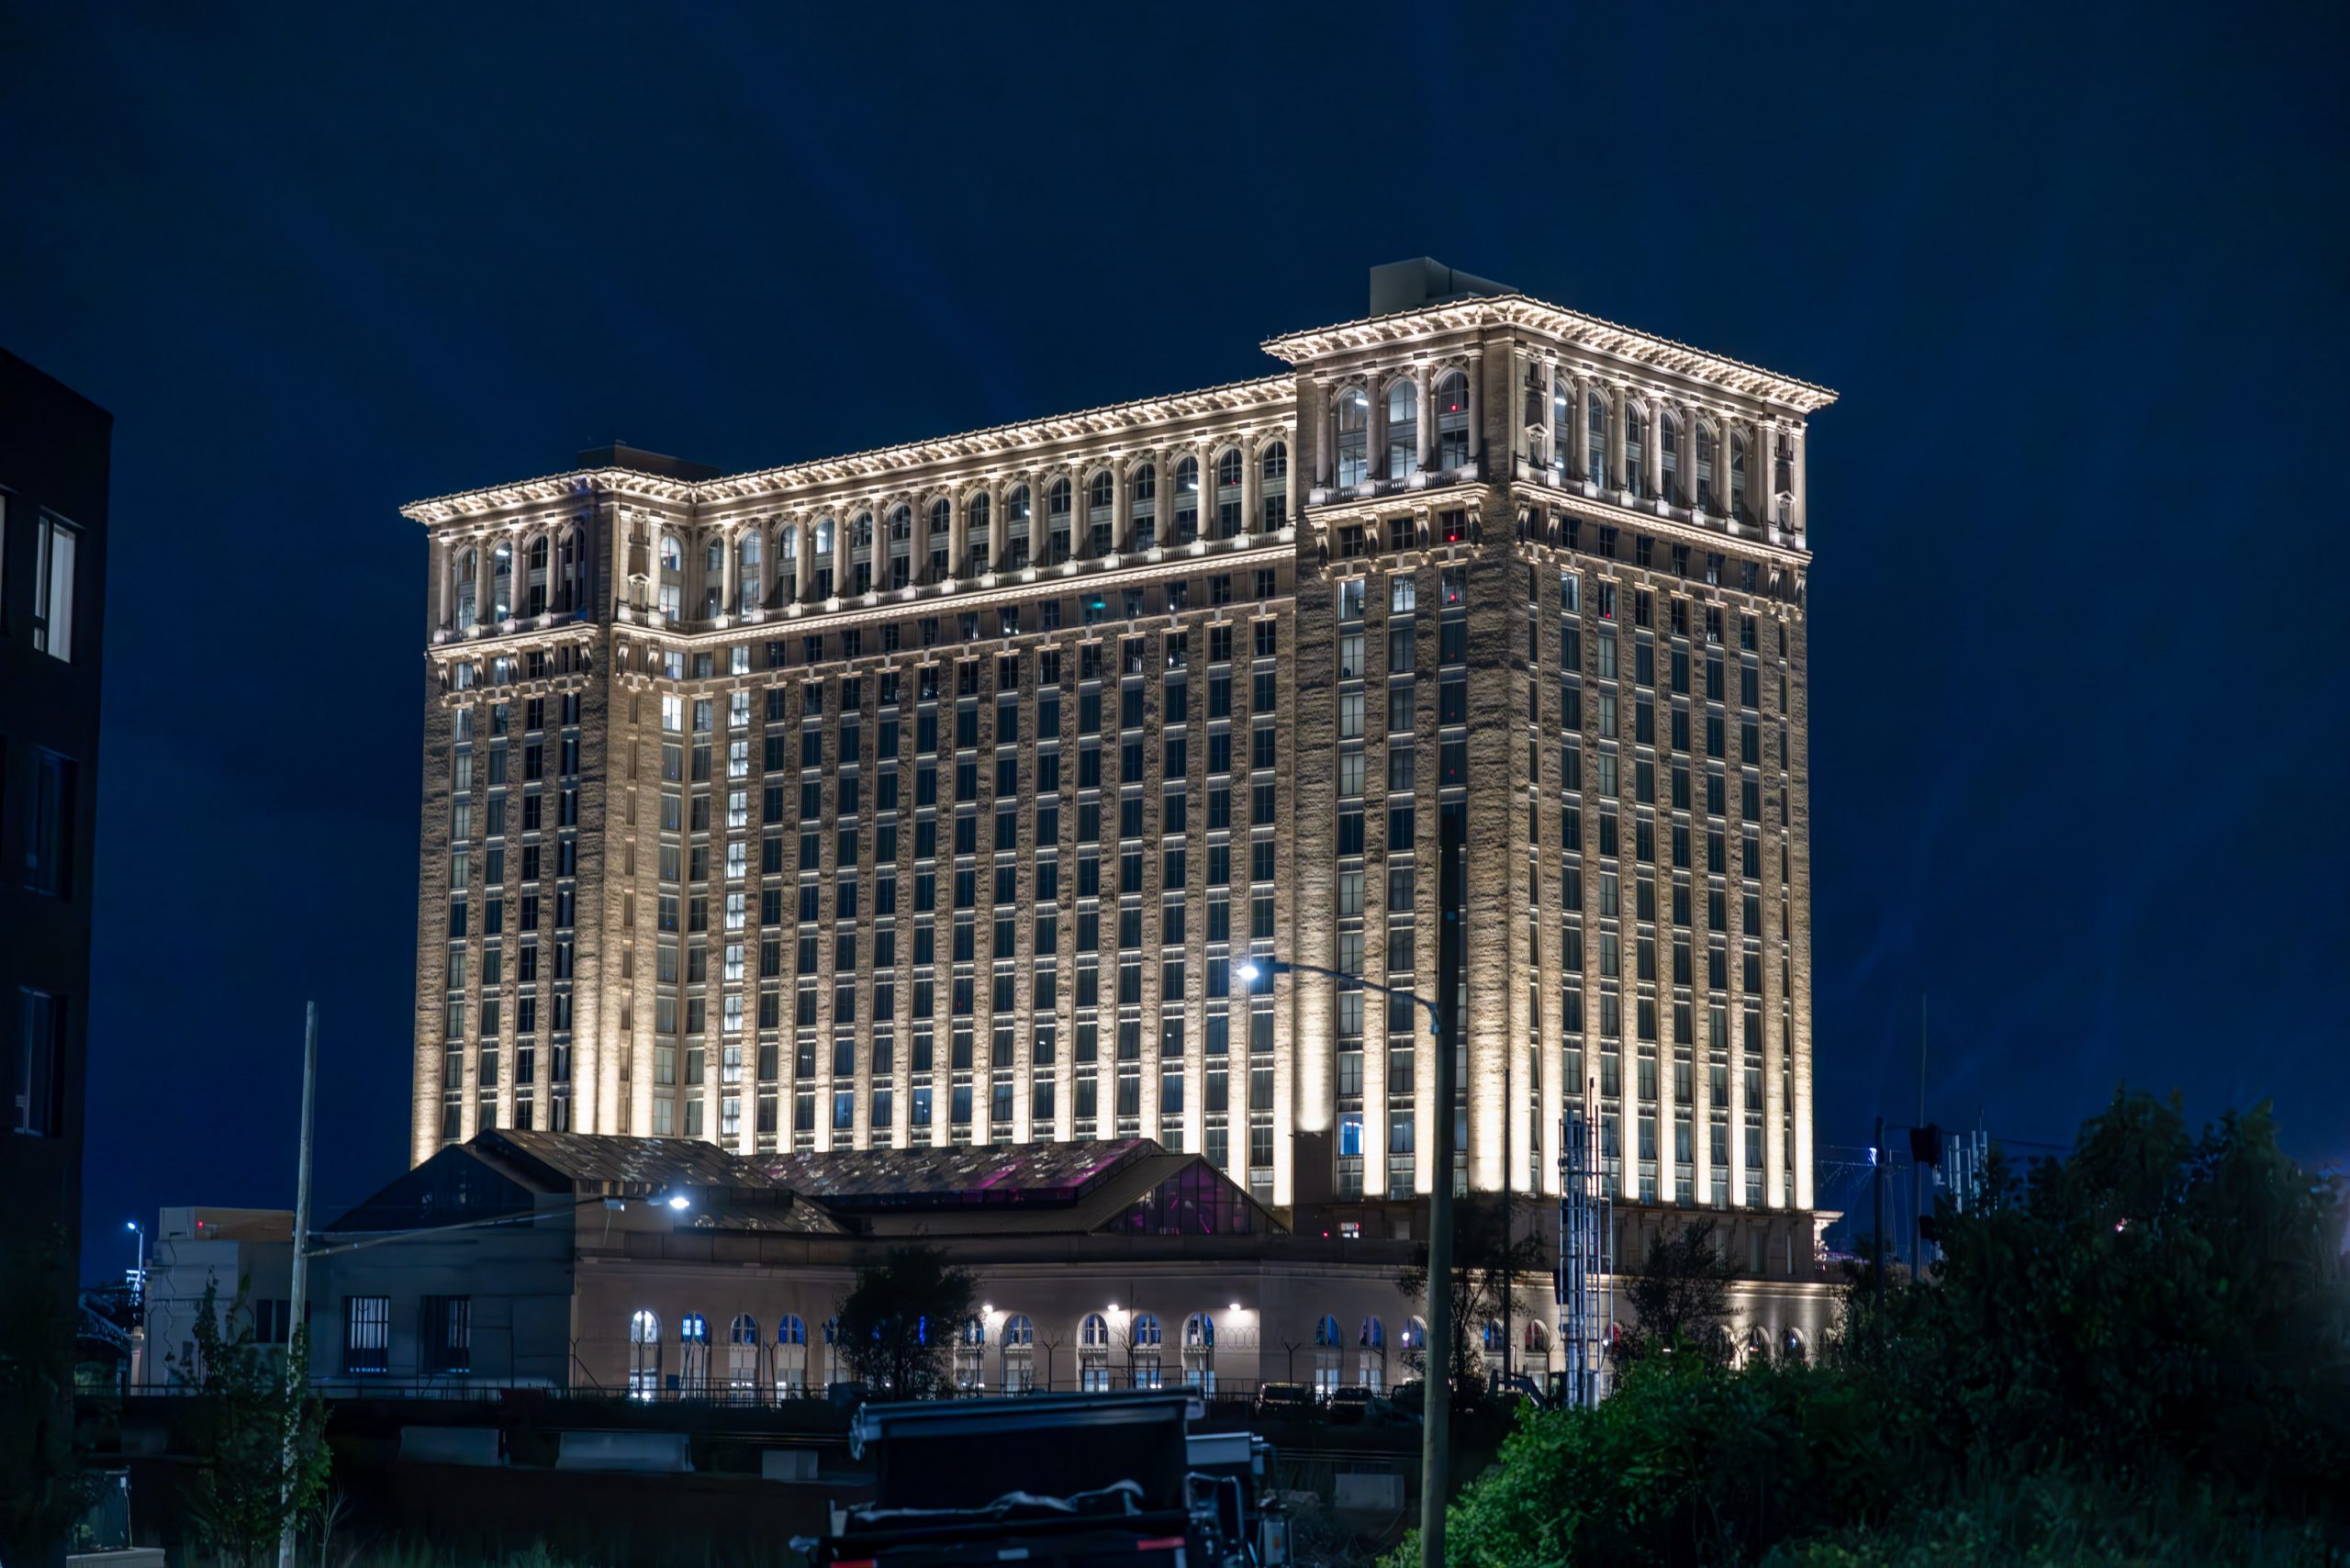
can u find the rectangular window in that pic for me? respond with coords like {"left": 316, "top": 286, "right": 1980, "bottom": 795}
{"left": 420, "top": 1295, "right": 473, "bottom": 1373}
{"left": 32, "top": 514, "right": 78, "bottom": 662}
{"left": 23, "top": 750, "right": 75, "bottom": 899}
{"left": 343, "top": 1296, "right": 391, "bottom": 1373}
{"left": 10, "top": 989, "right": 64, "bottom": 1136}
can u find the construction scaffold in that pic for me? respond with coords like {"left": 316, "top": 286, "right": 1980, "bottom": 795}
{"left": 1555, "top": 1096, "right": 1615, "bottom": 1410}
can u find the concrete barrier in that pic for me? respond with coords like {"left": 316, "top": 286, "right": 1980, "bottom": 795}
{"left": 555, "top": 1430, "right": 694, "bottom": 1473}
{"left": 1333, "top": 1473, "right": 1404, "bottom": 1514}
{"left": 397, "top": 1426, "right": 506, "bottom": 1466}
{"left": 761, "top": 1449, "right": 818, "bottom": 1482}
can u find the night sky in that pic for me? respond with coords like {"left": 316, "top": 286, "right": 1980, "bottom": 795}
{"left": 5, "top": 4, "right": 2342, "bottom": 1280}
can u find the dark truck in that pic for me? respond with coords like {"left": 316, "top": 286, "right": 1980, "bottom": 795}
{"left": 797, "top": 1389, "right": 1291, "bottom": 1568}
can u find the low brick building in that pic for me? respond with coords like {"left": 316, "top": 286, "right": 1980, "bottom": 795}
{"left": 308, "top": 1129, "right": 1835, "bottom": 1400}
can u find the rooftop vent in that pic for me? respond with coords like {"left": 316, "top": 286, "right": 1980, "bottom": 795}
{"left": 1368, "top": 258, "right": 1516, "bottom": 317}
{"left": 575, "top": 442, "right": 721, "bottom": 483}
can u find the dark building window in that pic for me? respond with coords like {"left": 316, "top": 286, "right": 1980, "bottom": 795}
{"left": 9, "top": 989, "right": 64, "bottom": 1136}
{"left": 343, "top": 1296, "right": 391, "bottom": 1373}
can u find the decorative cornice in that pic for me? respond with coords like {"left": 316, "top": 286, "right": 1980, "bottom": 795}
{"left": 1261, "top": 295, "right": 1838, "bottom": 415}
{"left": 403, "top": 376, "right": 1299, "bottom": 529}
{"left": 695, "top": 375, "right": 1296, "bottom": 504}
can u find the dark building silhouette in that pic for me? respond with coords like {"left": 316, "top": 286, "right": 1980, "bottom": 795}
{"left": 1, "top": 349, "right": 112, "bottom": 1323}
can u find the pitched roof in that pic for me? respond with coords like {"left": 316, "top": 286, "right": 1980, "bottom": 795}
{"left": 747, "top": 1137, "right": 1155, "bottom": 1211}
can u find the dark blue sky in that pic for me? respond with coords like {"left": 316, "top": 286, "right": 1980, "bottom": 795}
{"left": 5, "top": 3, "right": 2342, "bottom": 1276}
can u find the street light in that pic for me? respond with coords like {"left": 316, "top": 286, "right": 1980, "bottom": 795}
{"left": 125, "top": 1220, "right": 144, "bottom": 1303}
{"left": 303, "top": 1185, "right": 693, "bottom": 1260}
{"left": 1235, "top": 953, "right": 1456, "bottom": 1568}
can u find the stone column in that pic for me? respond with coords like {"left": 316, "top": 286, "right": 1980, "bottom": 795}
{"left": 720, "top": 526, "right": 737, "bottom": 617}
{"left": 1416, "top": 364, "right": 1434, "bottom": 472}
{"left": 1110, "top": 459, "right": 1130, "bottom": 554}
{"left": 476, "top": 533, "right": 495, "bottom": 625}
{"left": 1465, "top": 348, "right": 1483, "bottom": 466}
{"left": 1366, "top": 377, "right": 1387, "bottom": 487}
{"left": 1791, "top": 425, "right": 1807, "bottom": 544}
{"left": 1240, "top": 439, "right": 1259, "bottom": 535}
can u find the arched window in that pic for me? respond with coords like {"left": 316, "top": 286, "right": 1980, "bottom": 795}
{"left": 887, "top": 504, "right": 912, "bottom": 589}
{"left": 1624, "top": 404, "right": 1647, "bottom": 496}
{"left": 811, "top": 516, "right": 834, "bottom": 557}
{"left": 491, "top": 540, "right": 514, "bottom": 621}
{"left": 1086, "top": 470, "right": 1114, "bottom": 556}
{"left": 738, "top": 531, "right": 762, "bottom": 613}
{"left": 1524, "top": 1321, "right": 1550, "bottom": 1356}
{"left": 926, "top": 498, "right": 951, "bottom": 581}
{"left": 965, "top": 491, "right": 991, "bottom": 572}
{"left": 1336, "top": 387, "right": 1369, "bottom": 488}
{"left": 1782, "top": 1327, "right": 1807, "bottom": 1364}
{"left": 680, "top": 1313, "right": 711, "bottom": 1394}
{"left": 848, "top": 511, "right": 874, "bottom": 594}
{"left": 1171, "top": 458, "right": 1200, "bottom": 543}
{"left": 1742, "top": 1325, "right": 1771, "bottom": 1366}
{"left": 655, "top": 534, "right": 680, "bottom": 618}
{"left": 776, "top": 1315, "right": 809, "bottom": 1395}
{"left": 1259, "top": 442, "right": 1288, "bottom": 531}
{"left": 1001, "top": 1314, "right": 1035, "bottom": 1393}
{"left": 1661, "top": 410, "right": 1682, "bottom": 500}
{"left": 1130, "top": 1311, "right": 1164, "bottom": 1388}
{"left": 1360, "top": 1316, "right": 1387, "bottom": 1392}
{"left": 628, "top": 1310, "right": 661, "bottom": 1401}
{"left": 1434, "top": 370, "right": 1471, "bottom": 470}
{"left": 1587, "top": 391, "right": 1608, "bottom": 487}
{"left": 779, "top": 521, "right": 799, "bottom": 565}
{"left": 810, "top": 519, "right": 835, "bottom": 599}
{"left": 954, "top": 1315, "right": 986, "bottom": 1388}
{"left": 525, "top": 534, "right": 550, "bottom": 615}
{"left": 727, "top": 1314, "right": 760, "bottom": 1402}
{"left": 1181, "top": 1313, "right": 1216, "bottom": 1393}
{"left": 453, "top": 547, "right": 478, "bottom": 629}
{"left": 1386, "top": 379, "right": 1418, "bottom": 481}
{"left": 1210, "top": 448, "right": 1242, "bottom": 539}
{"left": 1695, "top": 421, "right": 1718, "bottom": 510}
{"left": 1312, "top": 1315, "right": 1343, "bottom": 1394}
{"left": 1078, "top": 1313, "right": 1111, "bottom": 1391}
{"left": 1045, "top": 477, "right": 1072, "bottom": 562}
{"left": 1004, "top": 484, "right": 1032, "bottom": 567}
{"left": 1129, "top": 462, "right": 1157, "bottom": 550}
{"left": 1480, "top": 1321, "right": 1503, "bottom": 1353}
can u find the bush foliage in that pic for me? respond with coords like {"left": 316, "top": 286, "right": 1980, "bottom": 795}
{"left": 1393, "top": 1090, "right": 2349, "bottom": 1567}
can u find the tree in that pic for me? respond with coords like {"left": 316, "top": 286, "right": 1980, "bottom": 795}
{"left": 173, "top": 1278, "right": 331, "bottom": 1568}
{"left": 833, "top": 1247, "right": 979, "bottom": 1400}
{"left": 0, "top": 1230, "right": 100, "bottom": 1565}
{"left": 1395, "top": 1196, "right": 1548, "bottom": 1386}
{"left": 1617, "top": 1218, "right": 1736, "bottom": 1365}
{"left": 1387, "top": 1089, "right": 2350, "bottom": 1565}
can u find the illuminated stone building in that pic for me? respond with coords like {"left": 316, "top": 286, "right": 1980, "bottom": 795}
{"left": 403, "top": 261, "right": 1834, "bottom": 1249}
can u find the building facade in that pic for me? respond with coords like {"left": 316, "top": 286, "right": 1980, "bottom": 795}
{"left": 404, "top": 263, "right": 1832, "bottom": 1235}
{"left": 309, "top": 1129, "right": 1836, "bottom": 1398}
{"left": 2, "top": 348, "right": 111, "bottom": 1316}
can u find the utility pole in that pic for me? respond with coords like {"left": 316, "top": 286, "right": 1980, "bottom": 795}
{"left": 1912, "top": 994, "right": 1926, "bottom": 1281}
{"left": 1420, "top": 801, "right": 1464, "bottom": 1568}
{"left": 278, "top": 1002, "right": 318, "bottom": 1568}
{"left": 1871, "top": 1114, "right": 1886, "bottom": 1317}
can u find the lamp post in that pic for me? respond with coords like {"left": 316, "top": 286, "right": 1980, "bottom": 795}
{"left": 125, "top": 1220, "right": 144, "bottom": 1303}
{"left": 1237, "top": 957, "right": 1451, "bottom": 1568}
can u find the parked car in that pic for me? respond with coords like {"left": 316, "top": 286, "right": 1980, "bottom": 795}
{"left": 1253, "top": 1382, "right": 1316, "bottom": 1418}
{"left": 1326, "top": 1385, "right": 1376, "bottom": 1425}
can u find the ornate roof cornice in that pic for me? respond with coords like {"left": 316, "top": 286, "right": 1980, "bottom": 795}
{"left": 401, "top": 375, "right": 1298, "bottom": 528}
{"left": 402, "top": 468, "right": 694, "bottom": 527}
{"left": 1261, "top": 295, "right": 1838, "bottom": 415}
{"left": 695, "top": 374, "right": 1296, "bottom": 503}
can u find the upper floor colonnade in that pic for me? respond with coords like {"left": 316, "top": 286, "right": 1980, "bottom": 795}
{"left": 1309, "top": 354, "right": 1808, "bottom": 549}
{"left": 427, "top": 435, "right": 1296, "bottom": 640}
